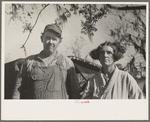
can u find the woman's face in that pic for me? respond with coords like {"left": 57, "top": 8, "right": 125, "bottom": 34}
{"left": 99, "top": 46, "right": 115, "bottom": 67}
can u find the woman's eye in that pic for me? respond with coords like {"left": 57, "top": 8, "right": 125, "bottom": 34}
{"left": 100, "top": 51, "right": 104, "bottom": 54}
{"left": 107, "top": 51, "right": 113, "bottom": 55}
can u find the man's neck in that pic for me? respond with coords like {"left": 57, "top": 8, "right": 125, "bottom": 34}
{"left": 38, "top": 50, "right": 58, "bottom": 66}
{"left": 40, "top": 50, "right": 57, "bottom": 59}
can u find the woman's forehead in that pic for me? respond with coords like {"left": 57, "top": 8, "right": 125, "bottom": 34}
{"left": 100, "top": 46, "right": 114, "bottom": 52}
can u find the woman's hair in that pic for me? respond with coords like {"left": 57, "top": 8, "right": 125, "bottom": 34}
{"left": 89, "top": 41, "right": 126, "bottom": 62}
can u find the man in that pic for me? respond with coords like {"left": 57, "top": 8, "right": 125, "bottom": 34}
{"left": 12, "top": 24, "right": 80, "bottom": 99}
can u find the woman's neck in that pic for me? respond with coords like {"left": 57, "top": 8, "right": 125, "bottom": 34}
{"left": 102, "top": 64, "right": 115, "bottom": 76}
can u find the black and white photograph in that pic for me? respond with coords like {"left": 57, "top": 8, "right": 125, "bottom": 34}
{"left": 1, "top": 1, "right": 149, "bottom": 120}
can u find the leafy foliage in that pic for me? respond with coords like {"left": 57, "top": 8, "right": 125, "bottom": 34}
{"left": 5, "top": 3, "right": 147, "bottom": 79}
{"left": 54, "top": 4, "right": 109, "bottom": 41}
{"left": 79, "top": 4, "right": 108, "bottom": 37}
{"left": 6, "top": 4, "right": 109, "bottom": 44}
{"left": 107, "top": 4, "right": 146, "bottom": 79}
{"left": 71, "top": 36, "right": 86, "bottom": 58}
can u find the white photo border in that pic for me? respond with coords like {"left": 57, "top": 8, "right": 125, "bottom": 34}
{"left": 1, "top": 1, "right": 149, "bottom": 120}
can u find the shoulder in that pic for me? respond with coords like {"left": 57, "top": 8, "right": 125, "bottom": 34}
{"left": 115, "top": 66, "right": 129, "bottom": 78}
{"left": 117, "top": 68, "right": 136, "bottom": 85}
{"left": 119, "top": 69, "right": 134, "bottom": 79}
{"left": 25, "top": 54, "right": 37, "bottom": 61}
{"left": 22, "top": 54, "right": 37, "bottom": 67}
{"left": 57, "top": 54, "right": 74, "bottom": 69}
{"left": 58, "top": 54, "right": 72, "bottom": 63}
{"left": 118, "top": 69, "right": 128, "bottom": 77}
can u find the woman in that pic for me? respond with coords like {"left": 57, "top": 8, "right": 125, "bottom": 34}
{"left": 81, "top": 41, "right": 145, "bottom": 99}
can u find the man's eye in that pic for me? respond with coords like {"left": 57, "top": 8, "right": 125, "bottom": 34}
{"left": 46, "top": 37, "right": 51, "bottom": 40}
{"left": 52, "top": 38, "right": 57, "bottom": 41}
{"left": 45, "top": 38, "right": 57, "bottom": 41}
{"left": 50, "top": 38, "right": 57, "bottom": 41}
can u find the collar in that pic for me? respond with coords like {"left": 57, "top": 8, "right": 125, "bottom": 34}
{"left": 102, "top": 66, "right": 119, "bottom": 95}
{"left": 36, "top": 50, "right": 59, "bottom": 61}
{"left": 35, "top": 51, "right": 60, "bottom": 67}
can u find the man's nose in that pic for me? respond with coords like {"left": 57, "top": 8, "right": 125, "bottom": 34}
{"left": 48, "top": 39, "right": 53, "bottom": 43}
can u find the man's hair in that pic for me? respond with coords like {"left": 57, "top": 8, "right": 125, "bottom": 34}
{"left": 89, "top": 41, "right": 126, "bottom": 62}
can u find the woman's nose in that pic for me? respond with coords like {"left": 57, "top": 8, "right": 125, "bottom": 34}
{"left": 104, "top": 52, "right": 108, "bottom": 57}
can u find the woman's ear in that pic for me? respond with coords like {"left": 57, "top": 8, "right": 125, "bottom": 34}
{"left": 40, "top": 35, "right": 43, "bottom": 42}
{"left": 59, "top": 38, "right": 62, "bottom": 43}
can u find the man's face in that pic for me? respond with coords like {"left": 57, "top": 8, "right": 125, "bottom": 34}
{"left": 99, "top": 46, "right": 114, "bottom": 67}
{"left": 41, "top": 30, "right": 61, "bottom": 54}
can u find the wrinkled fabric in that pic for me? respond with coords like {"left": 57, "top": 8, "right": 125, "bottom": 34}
{"left": 12, "top": 51, "right": 80, "bottom": 99}
{"left": 81, "top": 67, "right": 145, "bottom": 99}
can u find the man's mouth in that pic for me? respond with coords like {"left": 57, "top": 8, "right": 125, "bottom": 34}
{"left": 48, "top": 46, "right": 54, "bottom": 48}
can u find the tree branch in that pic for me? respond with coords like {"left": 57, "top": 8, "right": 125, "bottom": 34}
{"left": 106, "top": 4, "right": 146, "bottom": 10}
{"left": 21, "top": 4, "right": 49, "bottom": 48}
{"left": 109, "top": 11, "right": 145, "bottom": 33}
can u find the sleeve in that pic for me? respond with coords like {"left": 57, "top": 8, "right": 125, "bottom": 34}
{"left": 128, "top": 74, "right": 145, "bottom": 99}
{"left": 12, "top": 61, "right": 27, "bottom": 99}
{"left": 65, "top": 58, "right": 80, "bottom": 99}
{"left": 81, "top": 80, "right": 94, "bottom": 99}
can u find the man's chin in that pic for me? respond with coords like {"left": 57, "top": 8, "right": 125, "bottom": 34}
{"left": 48, "top": 49, "right": 57, "bottom": 54}
{"left": 44, "top": 49, "right": 54, "bottom": 55}
{"left": 47, "top": 48, "right": 54, "bottom": 52}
